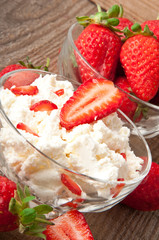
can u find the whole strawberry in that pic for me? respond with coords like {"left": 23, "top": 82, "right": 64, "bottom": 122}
{"left": 75, "top": 5, "right": 122, "bottom": 82}
{"left": 120, "top": 24, "right": 159, "bottom": 101}
{"left": 115, "top": 76, "right": 145, "bottom": 122}
{"left": 122, "top": 162, "right": 159, "bottom": 211}
{"left": 0, "top": 176, "right": 18, "bottom": 232}
{"left": 141, "top": 19, "right": 159, "bottom": 41}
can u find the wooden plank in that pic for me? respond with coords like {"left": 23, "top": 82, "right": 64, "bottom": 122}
{"left": 90, "top": 0, "right": 159, "bottom": 22}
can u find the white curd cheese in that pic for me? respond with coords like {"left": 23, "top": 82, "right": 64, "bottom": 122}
{"left": 0, "top": 74, "right": 143, "bottom": 202}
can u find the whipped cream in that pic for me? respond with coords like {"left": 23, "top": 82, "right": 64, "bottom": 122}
{"left": 0, "top": 74, "right": 143, "bottom": 203}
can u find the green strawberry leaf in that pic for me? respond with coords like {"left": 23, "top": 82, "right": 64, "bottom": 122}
{"left": 17, "top": 183, "right": 25, "bottom": 202}
{"left": 107, "top": 4, "right": 120, "bottom": 17}
{"left": 9, "top": 197, "right": 21, "bottom": 215}
{"left": 24, "top": 185, "right": 31, "bottom": 197}
{"left": 106, "top": 18, "right": 119, "bottom": 26}
{"left": 131, "top": 23, "right": 142, "bottom": 32}
{"left": 34, "top": 204, "right": 53, "bottom": 214}
{"left": 20, "top": 208, "right": 36, "bottom": 225}
{"left": 22, "top": 196, "right": 36, "bottom": 204}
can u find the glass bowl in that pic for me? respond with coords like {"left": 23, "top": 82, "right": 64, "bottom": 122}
{"left": 58, "top": 22, "right": 159, "bottom": 139}
{"left": 0, "top": 69, "right": 151, "bottom": 214}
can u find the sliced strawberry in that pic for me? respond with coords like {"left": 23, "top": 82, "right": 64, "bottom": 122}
{"left": 61, "top": 173, "right": 82, "bottom": 196}
{"left": 54, "top": 89, "right": 64, "bottom": 96}
{"left": 111, "top": 178, "right": 125, "bottom": 198}
{"left": 120, "top": 153, "right": 127, "bottom": 161}
{"left": 44, "top": 209, "right": 94, "bottom": 240}
{"left": 4, "top": 71, "right": 39, "bottom": 89}
{"left": 30, "top": 100, "right": 58, "bottom": 112}
{"left": 60, "top": 78, "right": 123, "bottom": 130}
{"left": 16, "top": 122, "right": 39, "bottom": 137}
{"left": 11, "top": 85, "right": 38, "bottom": 96}
{"left": 62, "top": 198, "right": 84, "bottom": 208}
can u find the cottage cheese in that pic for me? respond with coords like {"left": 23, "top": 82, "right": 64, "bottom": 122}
{"left": 0, "top": 74, "right": 143, "bottom": 202}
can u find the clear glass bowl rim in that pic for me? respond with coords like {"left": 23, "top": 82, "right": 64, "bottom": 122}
{"left": 67, "top": 22, "right": 159, "bottom": 112}
{"left": 0, "top": 69, "right": 152, "bottom": 185}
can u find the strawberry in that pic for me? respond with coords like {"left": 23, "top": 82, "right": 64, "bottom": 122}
{"left": 0, "top": 57, "right": 50, "bottom": 89}
{"left": 111, "top": 178, "right": 125, "bottom": 198}
{"left": 122, "top": 162, "right": 159, "bottom": 211}
{"left": 0, "top": 64, "right": 27, "bottom": 79}
{"left": 115, "top": 76, "right": 145, "bottom": 122}
{"left": 150, "top": 90, "right": 159, "bottom": 106}
{"left": 115, "top": 18, "right": 133, "bottom": 39}
{"left": 120, "top": 24, "right": 159, "bottom": 101}
{"left": 75, "top": 5, "right": 122, "bottom": 82}
{"left": 54, "top": 89, "right": 64, "bottom": 96}
{"left": 43, "top": 209, "right": 94, "bottom": 240}
{"left": 141, "top": 20, "right": 159, "bottom": 41}
{"left": 0, "top": 176, "right": 18, "bottom": 232}
{"left": 4, "top": 71, "right": 39, "bottom": 90}
{"left": 17, "top": 122, "right": 39, "bottom": 137}
{"left": 30, "top": 100, "right": 58, "bottom": 112}
{"left": 60, "top": 78, "right": 123, "bottom": 130}
{"left": 11, "top": 85, "right": 39, "bottom": 96}
{"left": 61, "top": 173, "right": 82, "bottom": 196}
{"left": 0, "top": 176, "right": 94, "bottom": 239}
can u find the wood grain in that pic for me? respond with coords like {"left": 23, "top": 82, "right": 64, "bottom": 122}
{"left": 0, "top": 0, "right": 159, "bottom": 240}
{"left": 90, "top": 0, "right": 159, "bottom": 22}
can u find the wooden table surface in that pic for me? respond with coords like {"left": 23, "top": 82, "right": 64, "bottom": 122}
{"left": 0, "top": 0, "right": 159, "bottom": 239}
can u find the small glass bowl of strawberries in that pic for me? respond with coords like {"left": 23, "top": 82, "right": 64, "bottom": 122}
{"left": 0, "top": 68, "right": 152, "bottom": 214}
{"left": 58, "top": 4, "right": 159, "bottom": 138}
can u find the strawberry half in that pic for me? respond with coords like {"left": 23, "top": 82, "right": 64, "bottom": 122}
{"left": 60, "top": 78, "right": 123, "bottom": 130}
{"left": 17, "top": 122, "right": 39, "bottom": 137}
{"left": 11, "top": 85, "right": 38, "bottom": 96}
{"left": 61, "top": 173, "right": 82, "bottom": 196}
{"left": 43, "top": 209, "right": 94, "bottom": 240}
{"left": 30, "top": 100, "right": 58, "bottom": 112}
{"left": 4, "top": 71, "right": 39, "bottom": 90}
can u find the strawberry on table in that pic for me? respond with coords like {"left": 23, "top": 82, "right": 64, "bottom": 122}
{"left": 60, "top": 78, "right": 123, "bottom": 130}
{"left": 0, "top": 175, "right": 94, "bottom": 239}
{"left": 122, "top": 162, "right": 159, "bottom": 211}
{"left": 0, "top": 176, "right": 18, "bottom": 232}
{"left": 75, "top": 5, "right": 122, "bottom": 82}
{"left": 44, "top": 209, "right": 94, "bottom": 240}
{"left": 120, "top": 23, "right": 159, "bottom": 101}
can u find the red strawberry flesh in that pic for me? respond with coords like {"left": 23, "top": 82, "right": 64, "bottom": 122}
{"left": 60, "top": 78, "right": 123, "bottom": 130}
{"left": 0, "top": 176, "right": 18, "bottom": 232}
{"left": 4, "top": 71, "right": 39, "bottom": 89}
{"left": 61, "top": 173, "right": 82, "bottom": 196}
{"left": 30, "top": 100, "right": 58, "bottom": 112}
{"left": 122, "top": 162, "right": 159, "bottom": 211}
{"left": 44, "top": 209, "right": 94, "bottom": 240}
{"left": 17, "top": 122, "right": 39, "bottom": 137}
{"left": 11, "top": 85, "right": 38, "bottom": 96}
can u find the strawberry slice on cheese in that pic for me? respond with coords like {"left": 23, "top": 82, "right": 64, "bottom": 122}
{"left": 30, "top": 100, "right": 58, "bottom": 112}
{"left": 60, "top": 78, "right": 123, "bottom": 130}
